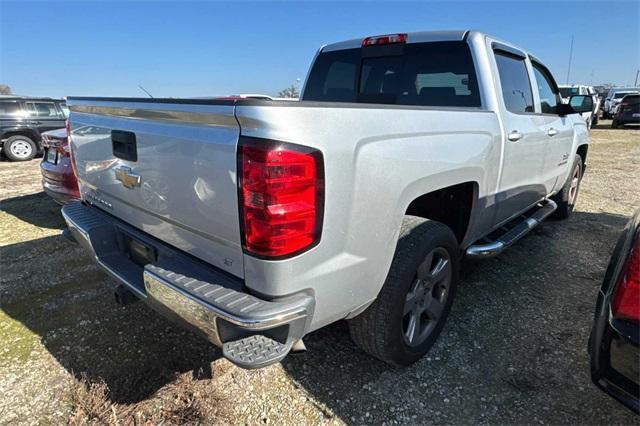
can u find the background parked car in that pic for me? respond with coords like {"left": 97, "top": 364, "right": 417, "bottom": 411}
{"left": 611, "top": 94, "right": 640, "bottom": 128}
{"left": 589, "top": 208, "right": 640, "bottom": 413}
{"left": 0, "top": 96, "right": 68, "bottom": 161}
{"left": 558, "top": 85, "right": 600, "bottom": 127}
{"left": 604, "top": 88, "right": 640, "bottom": 119}
{"left": 40, "top": 127, "right": 79, "bottom": 204}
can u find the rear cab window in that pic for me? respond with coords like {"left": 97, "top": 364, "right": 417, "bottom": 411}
{"left": 559, "top": 87, "right": 579, "bottom": 98}
{"left": 622, "top": 95, "right": 640, "bottom": 104}
{"left": 303, "top": 41, "right": 481, "bottom": 108}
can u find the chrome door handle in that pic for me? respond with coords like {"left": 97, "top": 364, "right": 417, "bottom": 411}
{"left": 507, "top": 131, "right": 523, "bottom": 142}
{"left": 547, "top": 128, "right": 558, "bottom": 137}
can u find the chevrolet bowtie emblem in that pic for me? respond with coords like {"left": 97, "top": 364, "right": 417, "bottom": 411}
{"left": 114, "top": 166, "right": 141, "bottom": 189}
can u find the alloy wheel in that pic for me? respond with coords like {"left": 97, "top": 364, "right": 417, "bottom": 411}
{"left": 568, "top": 163, "right": 581, "bottom": 205}
{"left": 402, "top": 247, "right": 452, "bottom": 347}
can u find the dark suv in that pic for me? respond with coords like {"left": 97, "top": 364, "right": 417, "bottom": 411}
{"left": 0, "top": 97, "right": 68, "bottom": 161}
{"left": 612, "top": 94, "right": 640, "bottom": 128}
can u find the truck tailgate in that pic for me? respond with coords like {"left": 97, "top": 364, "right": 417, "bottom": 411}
{"left": 67, "top": 98, "right": 244, "bottom": 278}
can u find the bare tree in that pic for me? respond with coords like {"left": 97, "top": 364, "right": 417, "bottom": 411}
{"left": 278, "top": 85, "right": 299, "bottom": 99}
{"left": 0, "top": 84, "right": 12, "bottom": 95}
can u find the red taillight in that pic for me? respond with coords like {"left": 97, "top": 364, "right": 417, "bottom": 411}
{"left": 362, "top": 33, "right": 407, "bottom": 47}
{"left": 611, "top": 235, "right": 640, "bottom": 322}
{"left": 239, "top": 137, "right": 324, "bottom": 258}
{"left": 67, "top": 120, "right": 79, "bottom": 176}
{"left": 58, "top": 138, "right": 70, "bottom": 156}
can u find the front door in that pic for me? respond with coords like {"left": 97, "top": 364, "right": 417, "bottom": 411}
{"left": 530, "top": 62, "right": 575, "bottom": 195}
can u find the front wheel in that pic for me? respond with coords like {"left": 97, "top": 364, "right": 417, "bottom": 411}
{"left": 3, "top": 135, "right": 37, "bottom": 161}
{"left": 551, "top": 155, "right": 583, "bottom": 220}
{"left": 348, "top": 216, "right": 459, "bottom": 366}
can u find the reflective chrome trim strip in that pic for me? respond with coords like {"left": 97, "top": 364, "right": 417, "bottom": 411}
{"left": 144, "top": 269, "right": 307, "bottom": 332}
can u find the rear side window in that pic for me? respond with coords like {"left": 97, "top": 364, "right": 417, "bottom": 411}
{"left": 303, "top": 41, "right": 481, "bottom": 107}
{"left": 494, "top": 52, "right": 534, "bottom": 114}
{"left": 0, "top": 101, "right": 22, "bottom": 116}
{"left": 26, "top": 102, "right": 61, "bottom": 118}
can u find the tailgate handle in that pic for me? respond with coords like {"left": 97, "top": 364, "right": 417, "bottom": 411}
{"left": 111, "top": 130, "right": 138, "bottom": 162}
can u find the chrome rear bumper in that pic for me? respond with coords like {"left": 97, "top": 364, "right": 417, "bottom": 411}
{"left": 62, "top": 201, "right": 313, "bottom": 368}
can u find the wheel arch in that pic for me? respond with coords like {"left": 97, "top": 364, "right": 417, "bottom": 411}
{"left": 576, "top": 143, "right": 588, "bottom": 172}
{"left": 2, "top": 129, "right": 41, "bottom": 145}
{"left": 403, "top": 181, "right": 479, "bottom": 245}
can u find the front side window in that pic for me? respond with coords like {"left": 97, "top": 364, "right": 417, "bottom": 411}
{"left": 532, "top": 64, "right": 560, "bottom": 114}
{"left": 26, "top": 102, "right": 60, "bottom": 118}
{"left": 303, "top": 41, "right": 481, "bottom": 107}
{"left": 494, "top": 52, "right": 534, "bottom": 114}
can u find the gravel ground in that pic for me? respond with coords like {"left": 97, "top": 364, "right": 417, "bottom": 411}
{"left": 1, "top": 122, "right": 639, "bottom": 425}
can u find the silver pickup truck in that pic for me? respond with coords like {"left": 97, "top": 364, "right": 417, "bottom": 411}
{"left": 63, "top": 30, "right": 593, "bottom": 369}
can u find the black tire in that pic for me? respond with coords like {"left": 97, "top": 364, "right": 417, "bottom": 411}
{"left": 348, "top": 216, "right": 459, "bottom": 366}
{"left": 611, "top": 119, "right": 624, "bottom": 129}
{"left": 591, "top": 114, "right": 598, "bottom": 127}
{"left": 551, "top": 155, "right": 583, "bottom": 220}
{"left": 3, "top": 135, "right": 37, "bottom": 161}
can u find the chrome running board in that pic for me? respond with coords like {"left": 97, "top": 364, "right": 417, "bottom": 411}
{"left": 465, "top": 199, "right": 557, "bottom": 259}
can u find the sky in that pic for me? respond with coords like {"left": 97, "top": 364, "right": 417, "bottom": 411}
{"left": 1, "top": 0, "right": 638, "bottom": 98}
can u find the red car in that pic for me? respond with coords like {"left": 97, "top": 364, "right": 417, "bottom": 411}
{"left": 40, "top": 128, "right": 79, "bottom": 204}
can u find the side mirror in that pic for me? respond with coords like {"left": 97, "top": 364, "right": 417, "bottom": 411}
{"left": 570, "top": 95, "right": 594, "bottom": 113}
{"left": 558, "top": 95, "right": 594, "bottom": 115}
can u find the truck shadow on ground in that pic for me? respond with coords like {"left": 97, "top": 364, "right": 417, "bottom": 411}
{"left": 0, "top": 205, "right": 634, "bottom": 421}
{"left": 1, "top": 192, "right": 66, "bottom": 229}
{"left": 1, "top": 232, "right": 223, "bottom": 405}
{"left": 279, "top": 209, "right": 632, "bottom": 423}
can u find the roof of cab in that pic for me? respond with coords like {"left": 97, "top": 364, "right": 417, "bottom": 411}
{"left": 322, "top": 30, "right": 470, "bottom": 52}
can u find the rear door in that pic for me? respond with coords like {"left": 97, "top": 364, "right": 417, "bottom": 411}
{"left": 491, "top": 46, "right": 547, "bottom": 224}
{"left": 530, "top": 61, "right": 574, "bottom": 194}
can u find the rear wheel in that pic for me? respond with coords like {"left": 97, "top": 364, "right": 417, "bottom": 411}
{"left": 348, "top": 216, "right": 459, "bottom": 365}
{"left": 551, "top": 155, "right": 583, "bottom": 220}
{"left": 3, "top": 135, "right": 37, "bottom": 161}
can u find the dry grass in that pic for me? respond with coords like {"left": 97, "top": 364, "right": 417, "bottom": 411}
{"left": 68, "top": 371, "right": 231, "bottom": 425}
